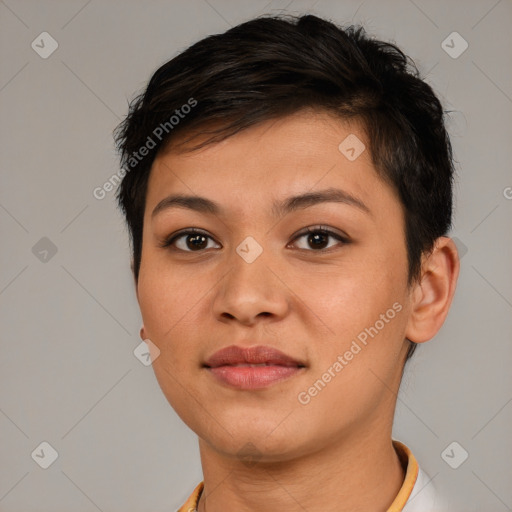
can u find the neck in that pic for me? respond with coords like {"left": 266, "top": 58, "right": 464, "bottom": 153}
{"left": 196, "top": 428, "right": 405, "bottom": 512}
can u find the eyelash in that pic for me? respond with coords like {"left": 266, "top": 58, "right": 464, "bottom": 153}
{"left": 159, "top": 225, "right": 349, "bottom": 253}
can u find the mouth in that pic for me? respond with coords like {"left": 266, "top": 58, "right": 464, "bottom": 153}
{"left": 204, "top": 345, "right": 306, "bottom": 390}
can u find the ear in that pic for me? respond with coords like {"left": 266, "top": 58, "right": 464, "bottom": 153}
{"left": 405, "top": 236, "right": 460, "bottom": 344}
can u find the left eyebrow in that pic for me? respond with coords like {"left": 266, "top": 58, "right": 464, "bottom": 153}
{"left": 151, "top": 187, "right": 371, "bottom": 219}
{"left": 271, "top": 187, "right": 371, "bottom": 218}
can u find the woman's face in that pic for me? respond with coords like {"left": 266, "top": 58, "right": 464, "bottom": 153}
{"left": 136, "top": 110, "right": 413, "bottom": 461}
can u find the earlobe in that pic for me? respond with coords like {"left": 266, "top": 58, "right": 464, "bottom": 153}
{"left": 405, "top": 237, "right": 460, "bottom": 344}
{"left": 140, "top": 326, "right": 146, "bottom": 340}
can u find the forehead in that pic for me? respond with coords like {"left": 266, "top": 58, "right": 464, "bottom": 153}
{"left": 145, "top": 110, "right": 399, "bottom": 220}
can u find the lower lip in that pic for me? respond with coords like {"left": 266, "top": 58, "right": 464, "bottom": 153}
{"left": 207, "top": 365, "right": 303, "bottom": 390}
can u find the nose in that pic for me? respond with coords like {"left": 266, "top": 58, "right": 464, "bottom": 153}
{"left": 212, "top": 246, "right": 289, "bottom": 326}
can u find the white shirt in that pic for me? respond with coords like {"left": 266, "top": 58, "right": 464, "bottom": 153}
{"left": 403, "top": 465, "right": 445, "bottom": 511}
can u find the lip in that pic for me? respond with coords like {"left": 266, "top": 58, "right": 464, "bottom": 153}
{"left": 204, "top": 345, "right": 306, "bottom": 390}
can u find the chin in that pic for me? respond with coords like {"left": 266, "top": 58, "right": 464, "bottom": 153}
{"left": 197, "top": 415, "right": 315, "bottom": 462}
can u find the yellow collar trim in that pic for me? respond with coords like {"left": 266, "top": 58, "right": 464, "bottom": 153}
{"left": 387, "top": 440, "right": 420, "bottom": 511}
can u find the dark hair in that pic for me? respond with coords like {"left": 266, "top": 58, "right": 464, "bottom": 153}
{"left": 114, "top": 14, "right": 455, "bottom": 362}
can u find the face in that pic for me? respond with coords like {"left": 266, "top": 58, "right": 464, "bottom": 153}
{"left": 136, "top": 110, "right": 413, "bottom": 462}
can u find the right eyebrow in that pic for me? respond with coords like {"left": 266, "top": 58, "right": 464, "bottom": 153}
{"left": 152, "top": 194, "right": 219, "bottom": 218}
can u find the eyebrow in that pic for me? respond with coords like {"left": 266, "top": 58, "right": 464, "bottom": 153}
{"left": 151, "top": 187, "right": 371, "bottom": 219}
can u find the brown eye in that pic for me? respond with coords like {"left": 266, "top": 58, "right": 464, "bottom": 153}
{"left": 306, "top": 231, "right": 329, "bottom": 249}
{"left": 182, "top": 233, "right": 209, "bottom": 251}
{"left": 290, "top": 226, "right": 348, "bottom": 251}
{"left": 160, "top": 229, "right": 220, "bottom": 252}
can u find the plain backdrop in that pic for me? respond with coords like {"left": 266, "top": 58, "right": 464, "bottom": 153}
{"left": 1, "top": 0, "right": 511, "bottom": 511}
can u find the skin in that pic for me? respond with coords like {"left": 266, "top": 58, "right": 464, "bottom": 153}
{"left": 136, "top": 109, "right": 459, "bottom": 512}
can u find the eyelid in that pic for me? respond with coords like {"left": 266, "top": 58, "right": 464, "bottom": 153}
{"left": 290, "top": 225, "right": 350, "bottom": 243}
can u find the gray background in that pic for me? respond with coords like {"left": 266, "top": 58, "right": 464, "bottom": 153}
{"left": 1, "top": 0, "right": 511, "bottom": 511}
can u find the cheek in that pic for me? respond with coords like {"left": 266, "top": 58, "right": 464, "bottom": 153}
{"left": 137, "top": 262, "right": 190, "bottom": 341}
{"left": 302, "top": 254, "right": 406, "bottom": 330}
{"left": 296, "top": 253, "right": 409, "bottom": 390}
{"left": 137, "top": 257, "right": 219, "bottom": 375}
{"left": 136, "top": 267, "right": 206, "bottom": 411}
{"left": 293, "top": 272, "right": 407, "bottom": 430}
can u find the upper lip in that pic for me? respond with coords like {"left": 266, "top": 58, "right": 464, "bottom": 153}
{"left": 204, "top": 345, "right": 306, "bottom": 368}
